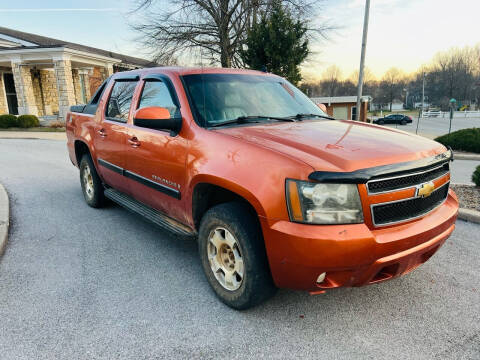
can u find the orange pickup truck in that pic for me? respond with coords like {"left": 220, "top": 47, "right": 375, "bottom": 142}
{"left": 66, "top": 67, "right": 458, "bottom": 309}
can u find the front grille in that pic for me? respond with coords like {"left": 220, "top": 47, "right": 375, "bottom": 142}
{"left": 371, "top": 182, "right": 449, "bottom": 226}
{"left": 368, "top": 163, "right": 449, "bottom": 194}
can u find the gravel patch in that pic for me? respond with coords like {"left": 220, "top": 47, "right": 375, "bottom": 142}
{"left": 451, "top": 184, "right": 480, "bottom": 211}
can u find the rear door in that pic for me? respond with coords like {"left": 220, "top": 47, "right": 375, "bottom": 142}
{"left": 94, "top": 77, "right": 138, "bottom": 194}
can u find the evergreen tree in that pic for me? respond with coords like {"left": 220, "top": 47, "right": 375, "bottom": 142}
{"left": 241, "top": 3, "right": 309, "bottom": 85}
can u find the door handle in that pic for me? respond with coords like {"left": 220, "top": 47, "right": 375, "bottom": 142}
{"left": 128, "top": 136, "right": 141, "bottom": 147}
{"left": 98, "top": 128, "right": 107, "bottom": 137}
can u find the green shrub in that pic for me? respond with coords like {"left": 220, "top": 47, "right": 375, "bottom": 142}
{"left": 16, "top": 114, "right": 40, "bottom": 128}
{"left": 0, "top": 114, "right": 18, "bottom": 128}
{"left": 435, "top": 128, "right": 480, "bottom": 154}
{"left": 473, "top": 165, "right": 480, "bottom": 187}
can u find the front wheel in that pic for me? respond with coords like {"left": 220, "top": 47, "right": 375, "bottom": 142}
{"left": 79, "top": 154, "right": 105, "bottom": 208}
{"left": 198, "top": 202, "right": 276, "bottom": 310}
{"left": 401, "top": 120, "right": 407, "bottom": 125}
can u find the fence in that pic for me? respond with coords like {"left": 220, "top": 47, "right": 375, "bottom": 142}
{"left": 421, "top": 111, "right": 480, "bottom": 118}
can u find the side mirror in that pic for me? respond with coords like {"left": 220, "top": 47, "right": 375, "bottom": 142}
{"left": 133, "top": 106, "right": 182, "bottom": 135}
{"left": 317, "top": 103, "right": 328, "bottom": 113}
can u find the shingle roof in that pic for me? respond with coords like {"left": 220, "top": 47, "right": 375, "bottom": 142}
{"left": 0, "top": 26, "right": 158, "bottom": 68}
{"left": 311, "top": 96, "right": 372, "bottom": 104}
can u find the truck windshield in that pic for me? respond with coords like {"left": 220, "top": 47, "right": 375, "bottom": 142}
{"left": 182, "top": 73, "right": 328, "bottom": 127}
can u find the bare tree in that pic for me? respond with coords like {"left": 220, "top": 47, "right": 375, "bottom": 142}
{"left": 321, "top": 65, "right": 342, "bottom": 96}
{"left": 131, "top": 0, "right": 325, "bottom": 67}
{"left": 379, "top": 67, "right": 406, "bottom": 111}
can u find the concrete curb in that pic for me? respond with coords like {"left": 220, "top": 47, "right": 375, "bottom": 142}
{"left": 0, "top": 131, "right": 66, "bottom": 141}
{"left": 458, "top": 208, "right": 480, "bottom": 224}
{"left": 0, "top": 183, "right": 9, "bottom": 257}
{"left": 454, "top": 152, "right": 480, "bottom": 161}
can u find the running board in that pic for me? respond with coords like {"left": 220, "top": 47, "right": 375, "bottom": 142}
{"left": 104, "top": 188, "right": 196, "bottom": 237}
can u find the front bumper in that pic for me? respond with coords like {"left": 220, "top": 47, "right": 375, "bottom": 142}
{"left": 261, "top": 190, "right": 458, "bottom": 292}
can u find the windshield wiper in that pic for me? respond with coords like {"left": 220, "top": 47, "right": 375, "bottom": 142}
{"left": 292, "top": 113, "right": 335, "bottom": 120}
{"left": 209, "top": 115, "right": 296, "bottom": 128}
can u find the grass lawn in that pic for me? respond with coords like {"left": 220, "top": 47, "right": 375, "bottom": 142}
{"left": 0, "top": 127, "right": 65, "bottom": 132}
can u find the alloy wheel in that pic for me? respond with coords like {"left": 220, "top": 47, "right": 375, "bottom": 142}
{"left": 207, "top": 227, "right": 244, "bottom": 291}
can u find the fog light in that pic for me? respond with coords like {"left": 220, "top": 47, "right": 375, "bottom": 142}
{"left": 316, "top": 272, "right": 326, "bottom": 284}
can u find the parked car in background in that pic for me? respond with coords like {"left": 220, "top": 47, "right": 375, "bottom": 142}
{"left": 374, "top": 114, "right": 413, "bottom": 125}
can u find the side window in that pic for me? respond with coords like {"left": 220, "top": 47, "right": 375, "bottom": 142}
{"left": 106, "top": 81, "right": 137, "bottom": 122}
{"left": 138, "top": 81, "right": 178, "bottom": 118}
{"left": 83, "top": 80, "right": 107, "bottom": 115}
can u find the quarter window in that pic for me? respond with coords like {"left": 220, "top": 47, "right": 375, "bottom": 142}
{"left": 106, "top": 81, "right": 137, "bottom": 122}
{"left": 138, "top": 80, "right": 178, "bottom": 117}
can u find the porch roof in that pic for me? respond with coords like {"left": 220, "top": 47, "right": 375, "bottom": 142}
{"left": 0, "top": 26, "right": 157, "bottom": 68}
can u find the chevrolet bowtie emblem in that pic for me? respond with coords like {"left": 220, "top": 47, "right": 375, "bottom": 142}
{"left": 417, "top": 181, "right": 435, "bottom": 198}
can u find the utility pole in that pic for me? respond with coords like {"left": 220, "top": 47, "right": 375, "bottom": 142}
{"left": 421, "top": 72, "right": 426, "bottom": 116}
{"left": 355, "top": 0, "right": 370, "bottom": 121}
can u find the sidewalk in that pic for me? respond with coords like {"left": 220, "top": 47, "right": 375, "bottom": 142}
{"left": 0, "top": 131, "right": 66, "bottom": 141}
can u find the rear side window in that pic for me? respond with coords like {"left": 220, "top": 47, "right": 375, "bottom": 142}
{"left": 83, "top": 80, "right": 107, "bottom": 115}
{"left": 106, "top": 81, "right": 137, "bottom": 122}
{"left": 138, "top": 81, "right": 178, "bottom": 117}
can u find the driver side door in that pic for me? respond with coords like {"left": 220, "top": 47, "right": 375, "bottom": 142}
{"left": 124, "top": 75, "right": 189, "bottom": 224}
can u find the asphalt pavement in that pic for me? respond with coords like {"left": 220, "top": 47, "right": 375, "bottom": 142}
{"left": 450, "top": 160, "right": 480, "bottom": 184}
{"left": 0, "top": 138, "right": 479, "bottom": 360}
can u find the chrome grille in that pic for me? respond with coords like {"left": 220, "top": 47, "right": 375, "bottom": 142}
{"left": 371, "top": 182, "right": 449, "bottom": 226}
{"left": 367, "top": 163, "right": 449, "bottom": 194}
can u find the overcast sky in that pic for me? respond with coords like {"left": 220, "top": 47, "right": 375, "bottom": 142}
{"left": 1, "top": 0, "right": 479, "bottom": 81}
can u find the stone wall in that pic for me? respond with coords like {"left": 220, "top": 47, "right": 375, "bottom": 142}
{"left": 89, "top": 67, "right": 104, "bottom": 97}
{"left": 11, "top": 62, "right": 38, "bottom": 116}
{"left": 30, "top": 69, "right": 60, "bottom": 116}
{"left": 31, "top": 73, "right": 44, "bottom": 116}
{"left": 72, "top": 69, "right": 83, "bottom": 104}
{"left": 41, "top": 70, "right": 59, "bottom": 115}
{"left": 54, "top": 59, "right": 76, "bottom": 120}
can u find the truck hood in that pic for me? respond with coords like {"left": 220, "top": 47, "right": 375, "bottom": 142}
{"left": 215, "top": 120, "right": 446, "bottom": 172}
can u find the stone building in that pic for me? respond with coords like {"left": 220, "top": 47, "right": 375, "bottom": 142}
{"left": 0, "top": 27, "right": 157, "bottom": 121}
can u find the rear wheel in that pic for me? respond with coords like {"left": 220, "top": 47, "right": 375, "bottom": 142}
{"left": 79, "top": 154, "right": 105, "bottom": 208}
{"left": 198, "top": 202, "right": 276, "bottom": 309}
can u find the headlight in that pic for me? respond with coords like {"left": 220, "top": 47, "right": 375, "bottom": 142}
{"left": 286, "top": 180, "right": 364, "bottom": 224}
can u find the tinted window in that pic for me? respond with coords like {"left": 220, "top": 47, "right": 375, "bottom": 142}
{"left": 106, "top": 81, "right": 137, "bottom": 122}
{"left": 138, "top": 81, "right": 178, "bottom": 117}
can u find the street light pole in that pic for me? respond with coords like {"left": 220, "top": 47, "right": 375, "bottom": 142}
{"left": 355, "top": 0, "right": 370, "bottom": 121}
{"left": 421, "top": 72, "right": 426, "bottom": 116}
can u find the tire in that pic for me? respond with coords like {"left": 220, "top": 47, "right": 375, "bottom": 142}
{"left": 79, "top": 154, "right": 105, "bottom": 208}
{"left": 401, "top": 120, "right": 407, "bottom": 125}
{"left": 198, "top": 202, "right": 276, "bottom": 309}
{"left": 378, "top": 120, "right": 384, "bottom": 125}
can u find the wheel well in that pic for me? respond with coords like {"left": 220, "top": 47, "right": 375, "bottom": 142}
{"left": 74, "top": 140, "right": 91, "bottom": 166}
{"left": 192, "top": 183, "right": 259, "bottom": 231}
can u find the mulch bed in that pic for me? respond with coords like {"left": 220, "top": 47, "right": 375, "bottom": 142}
{"left": 451, "top": 184, "right": 480, "bottom": 211}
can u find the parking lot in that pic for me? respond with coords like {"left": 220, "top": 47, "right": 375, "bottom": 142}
{"left": 380, "top": 115, "right": 480, "bottom": 139}
{"left": 0, "top": 138, "right": 479, "bottom": 359}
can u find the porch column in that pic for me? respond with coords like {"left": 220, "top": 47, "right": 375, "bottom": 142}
{"left": 0, "top": 73, "right": 8, "bottom": 114}
{"left": 71, "top": 69, "right": 83, "bottom": 104}
{"left": 53, "top": 57, "right": 76, "bottom": 121}
{"left": 11, "top": 60, "right": 39, "bottom": 116}
{"left": 100, "top": 64, "right": 114, "bottom": 81}
{"left": 81, "top": 71, "right": 91, "bottom": 100}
